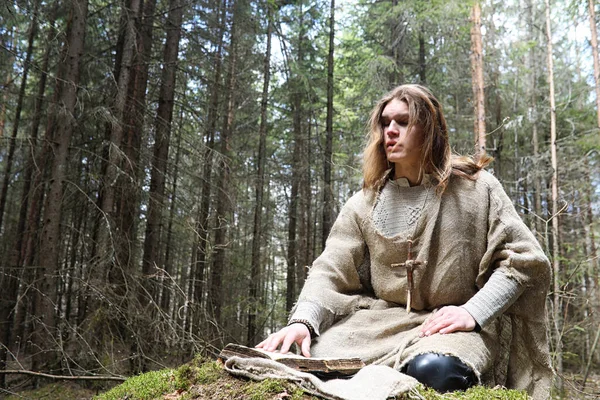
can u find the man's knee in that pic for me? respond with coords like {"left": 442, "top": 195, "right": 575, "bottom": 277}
{"left": 401, "top": 353, "right": 477, "bottom": 393}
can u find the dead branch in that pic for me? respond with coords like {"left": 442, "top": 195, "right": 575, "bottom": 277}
{"left": 0, "top": 369, "right": 127, "bottom": 382}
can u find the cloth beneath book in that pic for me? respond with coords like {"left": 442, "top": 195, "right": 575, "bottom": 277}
{"left": 224, "top": 356, "right": 419, "bottom": 400}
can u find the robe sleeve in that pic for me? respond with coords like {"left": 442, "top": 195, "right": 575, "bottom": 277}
{"left": 288, "top": 301, "right": 334, "bottom": 336}
{"left": 462, "top": 269, "right": 524, "bottom": 328}
{"left": 476, "top": 173, "right": 551, "bottom": 321}
{"left": 294, "top": 191, "right": 371, "bottom": 317}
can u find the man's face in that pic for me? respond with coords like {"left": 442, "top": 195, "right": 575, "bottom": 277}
{"left": 381, "top": 99, "right": 424, "bottom": 169}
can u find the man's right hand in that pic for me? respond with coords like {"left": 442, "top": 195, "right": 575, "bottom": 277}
{"left": 255, "top": 323, "right": 312, "bottom": 357}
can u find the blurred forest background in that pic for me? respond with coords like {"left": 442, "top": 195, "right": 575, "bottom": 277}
{"left": 0, "top": 0, "right": 599, "bottom": 397}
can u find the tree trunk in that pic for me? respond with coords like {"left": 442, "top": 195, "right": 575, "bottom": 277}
{"left": 33, "top": 0, "right": 89, "bottom": 373}
{"left": 418, "top": 24, "right": 426, "bottom": 84}
{"left": 97, "top": 0, "right": 141, "bottom": 278}
{"left": 0, "top": 0, "right": 39, "bottom": 235}
{"left": 192, "top": 0, "right": 227, "bottom": 332}
{"left": 7, "top": 3, "right": 58, "bottom": 370}
{"left": 526, "top": 0, "right": 543, "bottom": 235}
{"left": 286, "top": 4, "right": 306, "bottom": 313}
{"left": 583, "top": 158, "right": 599, "bottom": 367}
{"left": 297, "top": 117, "right": 311, "bottom": 293}
{"left": 161, "top": 105, "right": 184, "bottom": 312}
{"left": 0, "top": 28, "right": 16, "bottom": 139}
{"left": 210, "top": 0, "right": 240, "bottom": 344}
{"left": 12, "top": 0, "right": 57, "bottom": 271}
{"left": 117, "top": 0, "right": 158, "bottom": 270}
{"left": 286, "top": 117, "right": 299, "bottom": 313}
{"left": 589, "top": 0, "right": 600, "bottom": 133}
{"left": 322, "top": 0, "right": 335, "bottom": 249}
{"left": 142, "top": 0, "right": 184, "bottom": 301}
{"left": 248, "top": 5, "right": 272, "bottom": 345}
{"left": 470, "top": 2, "right": 486, "bottom": 156}
{"left": 114, "top": 0, "right": 156, "bottom": 277}
{"left": 0, "top": 1, "right": 40, "bottom": 386}
{"left": 545, "top": 0, "right": 563, "bottom": 393}
{"left": 485, "top": 2, "right": 503, "bottom": 179}
{"left": 586, "top": 0, "right": 600, "bottom": 366}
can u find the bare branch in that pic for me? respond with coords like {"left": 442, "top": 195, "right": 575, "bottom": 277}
{"left": 0, "top": 370, "right": 127, "bottom": 382}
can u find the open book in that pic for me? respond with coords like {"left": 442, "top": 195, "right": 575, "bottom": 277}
{"left": 218, "top": 343, "right": 365, "bottom": 378}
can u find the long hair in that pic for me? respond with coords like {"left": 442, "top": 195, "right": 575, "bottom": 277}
{"left": 362, "top": 84, "right": 491, "bottom": 192}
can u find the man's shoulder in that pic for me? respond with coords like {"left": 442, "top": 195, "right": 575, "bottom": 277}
{"left": 448, "top": 169, "right": 501, "bottom": 193}
{"left": 347, "top": 188, "right": 370, "bottom": 205}
{"left": 476, "top": 169, "right": 502, "bottom": 187}
{"left": 341, "top": 188, "right": 374, "bottom": 215}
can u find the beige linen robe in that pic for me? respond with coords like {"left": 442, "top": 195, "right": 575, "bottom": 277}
{"left": 297, "top": 170, "right": 552, "bottom": 399}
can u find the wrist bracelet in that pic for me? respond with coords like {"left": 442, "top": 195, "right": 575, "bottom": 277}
{"left": 288, "top": 319, "right": 316, "bottom": 338}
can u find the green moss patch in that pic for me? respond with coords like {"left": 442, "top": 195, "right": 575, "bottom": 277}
{"left": 404, "top": 385, "right": 529, "bottom": 400}
{"left": 191, "top": 360, "right": 221, "bottom": 385}
{"left": 243, "top": 378, "right": 306, "bottom": 400}
{"left": 94, "top": 369, "right": 178, "bottom": 400}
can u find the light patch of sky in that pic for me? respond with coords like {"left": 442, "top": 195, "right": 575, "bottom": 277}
{"left": 485, "top": 0, "right": 595, "bottom": 87}
{"left": 570, "top": 5, "right": 595, "bottom": 87}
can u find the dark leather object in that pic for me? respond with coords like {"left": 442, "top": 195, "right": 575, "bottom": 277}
{"left": 402, "top": 352, "right": 478, "bottom": 393}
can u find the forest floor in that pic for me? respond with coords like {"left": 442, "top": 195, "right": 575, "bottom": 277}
{"left": 2, "top": 357, "right": 599, "bottom": 399}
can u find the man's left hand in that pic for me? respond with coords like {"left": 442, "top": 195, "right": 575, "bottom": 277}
{"left": 419, "top": 306, "right": 477, "bottom": 337}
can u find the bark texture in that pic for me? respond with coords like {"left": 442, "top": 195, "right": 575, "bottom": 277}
{"left": 470, "top": 2, "right": 486, "bottom": 156}
{"left": 34, "top": 0, "right": 89, "bottom": 373}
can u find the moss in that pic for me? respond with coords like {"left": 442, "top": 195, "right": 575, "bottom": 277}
{"left": 94, "top": 369, "right": 176, "bottom": 400}
{"left": 403, "top": 385, "right": 529, "bottom": 400}
{"left": 243, "top": 378, "right": 306, "bottom": 400}
{"left": 191, "top": 361, "right": 222, "bottom": 385}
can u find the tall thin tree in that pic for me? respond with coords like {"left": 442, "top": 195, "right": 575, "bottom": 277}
{"left": 0, "top": 1, "right": 40, "bottom": 386}
{"left": 248, "top": 4, "right": 273, "bottom": 344}
{"left": 115, "top": 0, "right": 158, "bottom": 274}
{"left": 161, "top": 104, "right": 185, "bottom": 312}
{"left": 322, "top": 0, "right": 335, "bottom": 249}
{"left": 286, "top": 3, "right": 306, "bottom": 312}
{"left": 470, "top": 1, "right": 486, "bottom": 156}
{"left": 191, "top": 0, "right": 227, "bottom": 331}
{"left": 589, "top": 0, "right": 600, "bottom": 134}
{"left": 209, "top": 0, "right": 240, "bottom": 340}
{"left": 96, "top": 0, "right": 141, "bottom": 277}
{"left": 545, "top": 0, "right": 563, "bottom": 393}
{"left": 142, "top": 0, "right": 185, "bottom": 299}
{"left": 33, "top": 0, "right": 89, "bottom": 373}
{"left": 0, "top": 28, "right": 15, "bottom": 139}
{"left": 527, "top": 0, "right": 543, "bottom": 235}
{"left": 0, "top": 0, "right": 39, "bottom": 237}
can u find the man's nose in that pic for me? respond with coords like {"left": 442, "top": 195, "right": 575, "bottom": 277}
{"left": 386, "top": 120, "right": 400, "bottom": 135}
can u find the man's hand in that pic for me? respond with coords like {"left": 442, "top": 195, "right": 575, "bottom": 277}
{"left": 419, "top": 306, "right": 477, "bottom": 337}
{"left": 256, "top": 323, "right": 312, "bottom": 357}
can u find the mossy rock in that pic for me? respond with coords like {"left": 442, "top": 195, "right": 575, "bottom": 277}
{"left": 94, "top": 356, "right": 314, "bottom": 400}
{"left": 92, "top": 356, "right": 530, "bottom": 400}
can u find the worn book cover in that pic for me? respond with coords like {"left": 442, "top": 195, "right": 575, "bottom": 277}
{"left": 218, "top": 343, "right": 365, "bottom": 378}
